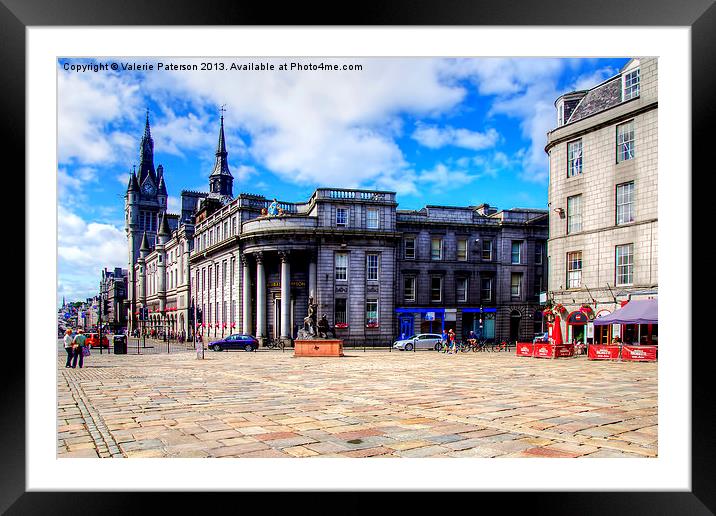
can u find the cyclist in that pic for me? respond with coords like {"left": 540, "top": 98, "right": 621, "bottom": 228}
{"left": 467, "top": 330, "right": 477, "bottom": 352}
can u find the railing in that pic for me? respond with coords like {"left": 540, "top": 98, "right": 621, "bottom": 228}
{"left": 241, "top": 215, "right": 318, "bottom": 235}
{"left": 239, "top": 197, "right": 301, "bottom": 214}
{"left": 314, "top": 188, "right": 396, "bottom": 203}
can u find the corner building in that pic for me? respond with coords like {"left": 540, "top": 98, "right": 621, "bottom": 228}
{"left": 545, "top": 57, "right": 658, "bottom": 343}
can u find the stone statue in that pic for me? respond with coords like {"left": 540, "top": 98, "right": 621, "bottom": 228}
{"left": 316, "top": 314, "right": 336, "bottom": 339}
{"left": 297, "top": 293, "right": 324, "bottom": 339}
{"left": 296, "top": 294, "right": 336, "bottom": 340}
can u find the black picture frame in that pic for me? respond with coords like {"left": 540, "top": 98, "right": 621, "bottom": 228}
{"left": 4, "top": 0, "right": 713, "bottom": 513}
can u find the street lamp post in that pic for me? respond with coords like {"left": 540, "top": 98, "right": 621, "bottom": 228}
{"left": 98, "top": 279, "right": 103, "bottom": 355}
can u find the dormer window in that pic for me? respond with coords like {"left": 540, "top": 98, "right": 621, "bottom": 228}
{"left": 557, "top": 100, "right": 565, "bottom": 126}
{"left": 623, "top": 68, "right": 640, "bottom": 101}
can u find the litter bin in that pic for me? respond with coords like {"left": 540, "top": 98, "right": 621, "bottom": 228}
{"left": 113, "top": 335, "right": 127, "bottom": 355}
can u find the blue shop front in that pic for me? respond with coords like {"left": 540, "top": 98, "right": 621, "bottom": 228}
{"left": 396, "top": 307, "right": 497, "bottom": 340}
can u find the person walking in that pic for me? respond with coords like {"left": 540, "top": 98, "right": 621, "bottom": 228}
{"left": 448, "top": 328, "right": 457, "bottom": 354}
{"left": 441, "top": 329, "right": 448, "bottom": 353}
{"left": 63, "top": 329, "right": 74, "bottom": 368}
{"left": 71, "top": 328, "right": 87, "bottom": 368}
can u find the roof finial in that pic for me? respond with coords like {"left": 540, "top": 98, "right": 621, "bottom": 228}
{"left": 143, "top": 109, "right": 151, "bottom": 137}
{"left": 219, "top": 104, "right": 226, "bottom": 119}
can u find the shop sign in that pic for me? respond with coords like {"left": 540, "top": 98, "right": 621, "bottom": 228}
{"left": 534, "top": 343, "right": 553, "bottom": 358}
{"left": 586, "top": 324, "right": 594, "bottom": 339}
{"left": 567, "top": 311, "right": 589, "bottom": 324}
{"left": 268, "top": 280, "right": 306, "bottom": 288}
{"left": 516, "top": 342, "right": 534, "bottom": 357}
{"left": 424, "top": 312, "right": 435, "bottom": 321}
{"left": 554, "top": 344, "right": 575, "bottom": 357}
{"left": 588, "top": 345, "right": 620, "bottom": 360}
{"left": 444, "top": 309, "right": 457, "bottom": 322}
{"left": 621, "top": 345, "right": 657, "bottom": 362}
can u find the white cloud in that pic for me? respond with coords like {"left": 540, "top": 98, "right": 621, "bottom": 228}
{"left": 570, "top": 66, "right": 617, "bottom": 91}
{"left": 415, "top": 163, "right": 478, "bottom": 189}
{"left": 167, "top": 195, "right": 182, "bottom": 213}
{"left": 437, "top": 58, "right": 570, "bottom": 183}
{"left": 141, "top": 58, "right": 467, "bottom": 189}
{"left": 151, "top": 109, "right": 215, "bottom": 158}
{"left": 232, "top": 164, "right": 257, "bottom": 182}
{"left": 58, "top": 66, "right": 141, "bottom": 165}
{"left": 58, "top": 206, "right": 128, "bottom": 300}
{"left": 412, "top": 123, "right": 499, "bottom": 151}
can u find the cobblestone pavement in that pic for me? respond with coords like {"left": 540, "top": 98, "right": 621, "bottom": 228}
{"left": 57, "top": 346, "right": 657, "bottom": 458}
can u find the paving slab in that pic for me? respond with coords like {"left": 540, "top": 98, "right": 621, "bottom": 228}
{"left": 56, "top": 348, "right": 657, "bottom": 459}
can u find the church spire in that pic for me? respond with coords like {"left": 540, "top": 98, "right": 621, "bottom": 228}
{"left": 209, "top": 107, "right": 233, "bottom": 199}
{"left": 138, "top": 110, "right": 156, "bottom": 186}
{"left": 143, "top": 109, "right": 151, "bottom": 138}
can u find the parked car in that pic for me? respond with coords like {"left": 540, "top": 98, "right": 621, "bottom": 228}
{"left": 209, "top": 334, "right": 259, "bottom": 352}
{"left": 393, "top": 333, "right": 444, "bottom": 351}
{"left": 85, "top": 333, "right": 110, "bottom": 348}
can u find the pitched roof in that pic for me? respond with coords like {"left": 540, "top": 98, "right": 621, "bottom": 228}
{"left": 566, "top": 76, "right": 622, "bottom": 124}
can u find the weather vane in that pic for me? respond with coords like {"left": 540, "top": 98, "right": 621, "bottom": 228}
{"left": 219, "top": 104, "right": 227, "bottom": 117}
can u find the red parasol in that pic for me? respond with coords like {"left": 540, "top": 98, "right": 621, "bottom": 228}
{"left": 551, "top": 315, "right": 563, "bottom": 345}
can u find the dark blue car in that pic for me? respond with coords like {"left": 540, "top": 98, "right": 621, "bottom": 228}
{"left": 210, "top": 334, "right": 258, "bottom": 352}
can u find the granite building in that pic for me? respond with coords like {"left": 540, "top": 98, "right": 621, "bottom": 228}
{"left": 395, "top": 204, "right": 548, "bottom": 343}
{"left": 100, "top": 267, "right": 128, "bottom": 330}
{"left": 122, "top": 110, "right": 549, "bottom": 345}
{"left": 545, "top": 57, "right": 658, "bottom": 344}
{"left": 190, "top": 188, "right": 399, "bottom": 345}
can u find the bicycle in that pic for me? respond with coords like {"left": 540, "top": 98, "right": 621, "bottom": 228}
{"left": 492, "top": 339, "right": 510, "bottom": 352}
{"left": 264, "top": 336, "right": 285, "bottom": 351}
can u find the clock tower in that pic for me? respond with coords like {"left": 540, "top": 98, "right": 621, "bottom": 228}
{"left": 125, "top": 111, "right": 168, "bottom": 330}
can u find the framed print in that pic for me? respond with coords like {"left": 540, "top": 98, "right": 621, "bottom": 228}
{"left": 5, "top": 0, "right": 714, "bottom": 513}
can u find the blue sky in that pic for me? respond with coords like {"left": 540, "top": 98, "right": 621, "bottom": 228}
{"left": 57, "top": 57, "right": 629, "bottom": 304}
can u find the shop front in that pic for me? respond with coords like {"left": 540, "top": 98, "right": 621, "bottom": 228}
{"left": 395, "top": 307, "right": 497, "bottom": 340}
{"left": 592, "top": 298, "right": 658, "bottom": 362}
{"left": 517, "top": 311, "right": 574, "bottom": 359}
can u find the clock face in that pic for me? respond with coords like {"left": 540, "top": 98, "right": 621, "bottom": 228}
{"left": 142, "top": 182, "right": 155, "bottom": 195}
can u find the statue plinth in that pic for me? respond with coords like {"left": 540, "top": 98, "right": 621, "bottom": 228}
{"left": 294, "top": 339, "right": 344, "bottom": 357}
{"left": 295, "top": 293, "right": 342, "bottom": 356}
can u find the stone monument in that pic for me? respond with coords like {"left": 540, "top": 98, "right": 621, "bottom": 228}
{"left": 294, "top": 292, "right": 344, "bottom": 357}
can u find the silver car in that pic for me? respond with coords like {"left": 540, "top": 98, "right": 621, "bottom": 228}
{"left": 393, "top": 333, "right": 444, "bottom": 351}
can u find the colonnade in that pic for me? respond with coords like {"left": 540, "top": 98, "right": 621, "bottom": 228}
{"left": 241, "top": 250, "right": 317, "bottom": 342}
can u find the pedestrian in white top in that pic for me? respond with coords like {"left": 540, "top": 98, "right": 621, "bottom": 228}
{"left": 63, "top": 329, "right": 74, "bottom": 368}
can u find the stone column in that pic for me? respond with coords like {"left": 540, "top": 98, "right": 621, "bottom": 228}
{"left": 255, "top": 252, "right": 266, "bottom": 340}
{"left": 308, "top": 252, "right": 317, "bottom": 300}
{"left": 242, "top": 255, "right": 252, "bottom": 335}
{"left": 279, "top": 251, "right": 291, "bottom": 339}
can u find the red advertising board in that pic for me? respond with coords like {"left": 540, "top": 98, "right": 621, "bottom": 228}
{"left": 588, "top": 345, "right": 621, "bottom": 360}
{"left": 554, "top": 344, "right": 575, "bottom": 358}
{"left": 533, "top": 343, "right": 553, "bottom": 358}
{"left": 516, "top": 342, "right": 534, "bottom": 357}
{"left": 621, "top": 345, "right": 657, "bottom": 362}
